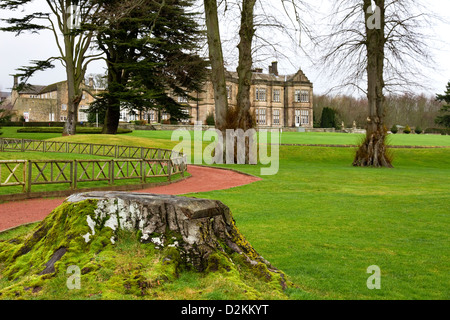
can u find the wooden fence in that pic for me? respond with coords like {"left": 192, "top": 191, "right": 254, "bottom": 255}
{"left": 0, "top": 138, "right": 187, "bottom": 193}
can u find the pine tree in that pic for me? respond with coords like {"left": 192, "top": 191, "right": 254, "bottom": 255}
{"left": 435, "top": 81, "right": 450, "bottom": 128}
{"left": 88, "top": 0, "right": 208, "bottom": 134}
{"left": 320, "top": 107, "right": 338, "bottom": 129}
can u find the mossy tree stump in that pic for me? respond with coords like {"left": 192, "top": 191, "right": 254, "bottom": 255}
{"left": 66, "top": 191, "right": 273, "bottom": 271}
{"left": 0, "top": 192, "right": 291, "bottom": 299}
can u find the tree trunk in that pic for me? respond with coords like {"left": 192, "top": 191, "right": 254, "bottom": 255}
{"left": 203, "top": 0, "right": 228, "bottom": 131}
{"left": 353, "top": 0, "right": 393, "bottom": 168}
{"left": 102, "top": 69, "right": 121, "bottom": 135}
{"left": 102, "top": 103, "right": 120, "bottom": 134}
{"left": 235, "top": 0, "right": 257, "bottom": 131}
{"left": 62, "top": 32, "right": 79, "bottom": 136}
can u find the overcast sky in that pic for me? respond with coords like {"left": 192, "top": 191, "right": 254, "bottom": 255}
{"left": 0, "top": 0, "right": 449, "bottom": 97}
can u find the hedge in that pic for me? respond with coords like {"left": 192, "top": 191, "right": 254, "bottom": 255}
{"left": 16, "top": 127, "right": 133, "bottom": 134}
{"left": 424, "top": 128, "right": 450, "bottom": 135}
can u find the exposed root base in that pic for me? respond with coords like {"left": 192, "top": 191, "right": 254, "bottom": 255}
{"left": 353, "top": 130, "right": 394, "bottom": 168}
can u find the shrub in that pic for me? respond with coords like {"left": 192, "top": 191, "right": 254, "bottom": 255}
{"left": 16, "top": 127, "right": 132, "bottom": 134}
{"left": 320, "top": 107, "right": 339, "bottom": 129}
{"left": 133, "top": 120, "right": 147, "bottom": 126}
{"left": 205, "top": 112, "right": 215, "bottom": 126}
{"left": 391, "top": 125, "right": 398, "bottom": 134}
{"left": 415, "top": 126, "right": 422, "bottom": 134}
{"left": 424, "top": 128, "right": 450, "bottom": 135}
{"left": 403, "top": 125, "right": 411, "bottom": 134}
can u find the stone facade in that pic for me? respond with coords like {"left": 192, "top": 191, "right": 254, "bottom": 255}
{"left": 10, "top": 77, "right": 102, "bottom": 122}
{"left": 8, "top": 62, "right": 313, "bottom": 128}
{"left": 185, "top": 62, "right": 314, "bottom": 128}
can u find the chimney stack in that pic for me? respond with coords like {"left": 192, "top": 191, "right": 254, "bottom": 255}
{"left": 271, "top": 61, "right": 278, "bottom": 76}
{"left": 88, "top": 76, "right": 94, "bottom": 88}
{"left": 13, "top": 75, "right": 18, "bottom": 88}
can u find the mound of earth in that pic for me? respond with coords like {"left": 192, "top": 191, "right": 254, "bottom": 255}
{"left": 0, "top": 192, "right": 292, "bottom": 299}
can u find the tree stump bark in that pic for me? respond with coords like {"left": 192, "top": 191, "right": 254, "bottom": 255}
{"left": 66, "top": 191, "right": 274, "bottom": 271}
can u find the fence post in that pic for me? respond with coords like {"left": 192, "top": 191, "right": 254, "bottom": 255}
{"left": 142, "top": 160, "right": 147, "bottom": 184}
{"left": 21, "top": 138, "right": 25, "bottom": 152}
{"left": 0, "top": 138, "right": 3, "bottom": 152}
{"left": 22, "top": 161, "right": 27, "bottom": 193}
{"left": 109, "top": 159, "right": 114, "bottom": 185}
{"left": 180, "top": 158, "right": 185, "bottom": 178}
{"left": 27, "top": 160, "right": 32, "bottom": 193}
{"left": 168, "top": 160, "right": 172, "bottom": 182}
{"left": 73, "top": 160, "right": 77, "bottom": 190}
{"left": 140, "top": 160, "right": 144, "bottom": 184}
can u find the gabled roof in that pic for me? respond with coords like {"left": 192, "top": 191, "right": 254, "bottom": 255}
{"left": 17, "top": 84, "right": 47, "bottom": 95}
{"left": 16, "top": 80, "right": 65, "bottom": 95}
{"left": 285, "top": 69, "right": 312, "bottom": 85}
{"left": 224, "top": 68, "right": 312, "bottom": 85}
{"left": 40, "top": 81, "right": 66, "bottom": 94}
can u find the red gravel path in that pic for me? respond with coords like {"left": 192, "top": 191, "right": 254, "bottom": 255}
{"left": 0, "top": 165, "right": 261, "bottom": 232}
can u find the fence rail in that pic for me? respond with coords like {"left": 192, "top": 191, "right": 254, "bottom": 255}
{"left": 0, "top": 138, "right": 187, "bottom": 194}
{"left": 0, "top": 138, "right": 175, "bottom": 160}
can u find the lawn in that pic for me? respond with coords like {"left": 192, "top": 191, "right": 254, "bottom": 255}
{"left": 195, "top": 146, "right": 450, "bottom": 299}
{"left": 0, "top": 130, "right": 449, "bottom": 300}
{"left": 2, "top": 126, "right": 450, "bottom": 147}
{"left": 126, "top": 129, "right": 450, "bottom": 147}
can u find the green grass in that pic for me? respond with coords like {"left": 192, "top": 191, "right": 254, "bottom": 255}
{"left": 1, "top": 130, "right": 449, "bottom": 300}
{"left": 127, "top": 130, "right": 450, "bottom": 147}
{"left": 0, "top": 127, "right": 62, "bottom": 140}
{"left": 3, "top": 127, "right": 449, "bottom": 147}
{"left": 279, "top": 132, "right": 450, "bottom": 146}
{"left": 190, "top": 146, "right": 450, "bottom": 300}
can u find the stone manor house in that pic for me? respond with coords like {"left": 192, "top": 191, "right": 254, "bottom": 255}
{"left": 6, "top": 61, "right": 313, "bottom": 128}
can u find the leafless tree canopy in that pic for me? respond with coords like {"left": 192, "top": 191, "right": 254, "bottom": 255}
{"left": 317, "top": 0, "right": 440, "bottom": 96}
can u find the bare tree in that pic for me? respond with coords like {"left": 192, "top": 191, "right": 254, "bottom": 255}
{"left": 0, "top": 0, "right": 102, "bottom": 136}
{"left": 203, "top": 0, "right": 312, "bottom": 129}
{"left": 204, "top": 0, "right": 229, "bottom": 130}
{"left": 318, "top": 0, "right": 439, "bottom": 167}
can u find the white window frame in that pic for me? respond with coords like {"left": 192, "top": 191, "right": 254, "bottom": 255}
{"left": 255, "top": 88, "right": 267, "bottom": 102}
{"left": 295, "top": 109, "right": 301, "bottom": 126}
{"left": 273, "top": 109, "right": 280, "bottom": 125}
{"left": 294, "top": 90, "right": 301, "bottom": 103}
{"left": 273, "top": 89, "right": 281, "bottom": 103}
{"left": 178, "top": 95, "right": 188, "bottom": 103}
{"left": 181, "top": 108, "right": 190, "bottom": 123}
{"left": 256, "top": 108, "right": 266, "bottom": 125}
{"left": 301, "top": 110, "right": 309, "bottom": 125}
{"left": 301, "top": 90, "right": 310, "bottom": 103}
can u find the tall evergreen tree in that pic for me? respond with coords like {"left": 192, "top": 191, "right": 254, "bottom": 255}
{"left": 435, "top": 81, "right": 450, "bottom": 128}
{"left": 88, "top": 0, "right": 208, "bottom": 134}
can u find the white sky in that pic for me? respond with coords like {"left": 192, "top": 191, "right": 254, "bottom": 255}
{"left": 0, "top": 0, "right": 449, "bottom": 97}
